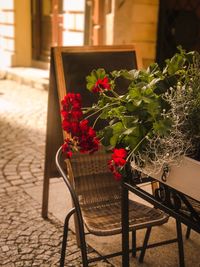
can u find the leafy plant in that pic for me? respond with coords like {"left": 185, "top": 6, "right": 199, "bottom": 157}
{"left": 61, "top": 48, "right": 200, "bottom": 179}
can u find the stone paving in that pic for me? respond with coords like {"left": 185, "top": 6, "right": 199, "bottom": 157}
{"left": 0, "top": 80, "right": 113, "bottom": 267}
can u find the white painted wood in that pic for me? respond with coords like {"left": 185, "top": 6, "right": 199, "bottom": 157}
{"left": 131, "top": 156, "right": 200, "bottom": 201}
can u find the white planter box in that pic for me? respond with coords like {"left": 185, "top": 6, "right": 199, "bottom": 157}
{"left": 131, "top": 156, "right": 200, "bottom": 202}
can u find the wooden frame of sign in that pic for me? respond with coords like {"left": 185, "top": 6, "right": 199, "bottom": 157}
{"left": 42, "top": 45, "right": 142, "bottom": 219}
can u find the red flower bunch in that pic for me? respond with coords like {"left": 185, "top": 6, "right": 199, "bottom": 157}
{"left": 62, "top": 137, "right": 78, "bottom": 158}
{"left": 92, "top": 77, "right": 111, "bottom": 93}
{"left": 79, "top": 120, "right": 99, "bottom": 153}
{"left": 61, "top": 93, "right": 99, "bottom": 157}
{"left": 108, "top": 148, "right": 127, "bottom": 181}
{"left": 61, "top": 93, "right": 82, "bottom": 137}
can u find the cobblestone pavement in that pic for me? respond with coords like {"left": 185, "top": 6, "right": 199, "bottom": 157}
{"left": 0, "top": 80, "right": 113, "bottom": 267}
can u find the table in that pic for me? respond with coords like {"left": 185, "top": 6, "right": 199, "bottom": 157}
{"left": 121, "top": 172, "right": 200, "bottom": 267}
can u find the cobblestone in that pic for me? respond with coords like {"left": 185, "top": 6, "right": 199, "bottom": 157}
{"left": 0, "top": 80, "right": 113, "bottom": 267}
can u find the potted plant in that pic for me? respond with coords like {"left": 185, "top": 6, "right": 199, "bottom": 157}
{"left": 60, "top": 48, "right": 200, "bottom": 200}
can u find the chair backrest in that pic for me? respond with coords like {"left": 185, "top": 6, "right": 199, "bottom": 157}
{"left": 66, "top": 148, "right": 121, "bottom": 205}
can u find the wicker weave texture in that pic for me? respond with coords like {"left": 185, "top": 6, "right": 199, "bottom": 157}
{"left": 82, "top": 198, "right": 168, "bottom": 236}
{"left": 67, "top": 149, "right": 169, "bottom": 236}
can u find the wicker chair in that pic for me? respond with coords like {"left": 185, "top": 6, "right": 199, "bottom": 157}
{"left": 55, "top": 146, "right": 169, "bottom": 267}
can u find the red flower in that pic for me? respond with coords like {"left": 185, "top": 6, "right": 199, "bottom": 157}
{"left": 61, "top": 93, "right": 83, "bottom": 137}
{"left": 112, "top": 148, "right": 127, "bottom": 160}
{"left": 61, "top": 93, "right": 82, "bottom": 119}
{"left": 61, "top": 93, "right": 100, "bottom": 157}
{"left": 61, "top": 110, "right": 69, "bottom": 118}
{"left": 71, "top": 121, "right": 80, "bottom": 136}
{"left": 72, "top": 100, "right": 82, "bottom": 109}
{"left": 62, "top": 139, "right": 73, "bottom": 158}
{"left": 108, "top": 148, "right": 127, "bottom": 181}
{"left": 112, "top": 157, "right": 126, "bottom": 166}
{"left": 79, "top": 119, "right": 89, "bottom": 132}
{"left": 62, "top": 120, "right": 71, "bottom": 132}
{"left": 79, "top": 135, "right": 99, "bottom": 154}
{"left": 65, "top": 93, "right": 81, "bottom": 104}
{"left": 88, "top": 127, "right": 96, "bottom": 138}
{"left": 71, "top": 109, "right": 83, "bottom": 120}
{"left": 78, "top": 122, "right": 99, "bottom": 153}
{"left": 92, "top": 77, "right": 111, "bottom": 93}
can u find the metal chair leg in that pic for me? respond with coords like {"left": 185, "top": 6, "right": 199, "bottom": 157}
{"left": 132, "top": 230, "right": 136, "bottom": 257}
{"left": 60, "top": 208, "right": 75, "bottom": 267}
{"left": 78, "top": 221, "right": 89, "bottom": 267}
{"left": 139, "top": 227, "right": 152, "bottom": 263}
{"left": 176, "top": 219, "right": 185, "bottom": 267}
{"left": 186, "top": 226, "right": 191, "bottom": 239}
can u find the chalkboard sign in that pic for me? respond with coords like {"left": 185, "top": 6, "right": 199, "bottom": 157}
{"left": 42, "top": 45, "right": 141, "bottom": 218}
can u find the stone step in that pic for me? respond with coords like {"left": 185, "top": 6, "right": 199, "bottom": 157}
{"left": 0, "top": 67, "right": 49, "bottom": 91}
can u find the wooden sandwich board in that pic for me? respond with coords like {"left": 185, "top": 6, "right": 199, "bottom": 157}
{"left": 42, "top": 45, "right": 141, "bottom": 218}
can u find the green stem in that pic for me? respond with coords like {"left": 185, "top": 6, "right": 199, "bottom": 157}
{"left": 82, "top": 107, "right": 98, "bottom": 110}
{"left": 92, "top": 112, "right": 102, "bottom": 128}
{"left": 84, "top": 102, "right": 117, "bottom": 120}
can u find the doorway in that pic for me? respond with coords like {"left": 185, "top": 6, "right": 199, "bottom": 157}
{"left": 31, "top": 0, "right": 63, "bottom": 62}
{"left": 156, "top": 0, "right": 200, "bottom": 67}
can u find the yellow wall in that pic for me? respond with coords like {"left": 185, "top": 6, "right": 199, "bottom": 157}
{"left": 113, "top": 0, "right": 159, "bottom": 68}
{"left": 0, "top": 0, "right": 31, "bottom": 67}
{"left": 14, "top": 0, "right": 32, "bottom": 66}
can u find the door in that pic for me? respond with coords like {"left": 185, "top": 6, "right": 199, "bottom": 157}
{"left": 156, "top": 0, "right": 200, "bottom": 67}
{"left": 31, "top": 0, "right": 63, "bottom": 61}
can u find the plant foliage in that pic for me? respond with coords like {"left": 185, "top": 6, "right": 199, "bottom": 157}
{"left": 83, "top": 48, "right": 200, "bottom": 175}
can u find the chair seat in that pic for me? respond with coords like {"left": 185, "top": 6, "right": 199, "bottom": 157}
{"left": 81, "top": 198, "right": 169, "bottom": 236}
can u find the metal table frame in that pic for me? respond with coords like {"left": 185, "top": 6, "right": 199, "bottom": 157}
{"left": 121, "top": 174, "right": 200, "bottom": 267}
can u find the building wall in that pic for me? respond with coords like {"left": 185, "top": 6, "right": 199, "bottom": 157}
{"left": 0, "top": 0, "right": 31, "bottom": 67}
{"left": 0, "top": 0, "right": 158, "bottom": 68}
{"left": 0, "top": 0, "right": 85, "bottom": 68}
{"left": 113, "top": 0, "right": 159, "bottom": 68}
{"left": 0, "top": 0, "right": 15, "bottom": 66}
{"left": 14, "top": 0, "right": 32, "bottom": 66}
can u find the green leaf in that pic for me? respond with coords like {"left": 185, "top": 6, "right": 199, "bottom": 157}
{"left": 122, "top": 116, "right": 138, "bottom": 128}
{"left": 110, "top": 135, "right": 119, "bottom": 147}
{"left": 123, "top": 127, "right": 137, "bottom": 135}
{"left": 128, "top": 87, "right": 141, "bottom": 99}
{"left": 123, "top": 135, "right": 139, "bottom": 150}
{"left": 164, "top": 52, "right": 187, "bottom": 75}
{"left": 96, "top": 68, "right": 107, "bottom": 79}
{"left": 112, "top": 121, "right": 124, "bottom": 133}
{"left": 146, "top": 99, "right": 161, "bottom": 119}
{"left": 148, "top": 77, "right": 161, "bottom": 88}
{"left": 101, "top": 127, "right": 113, "bottom": 147}
{"left": 111, "top": 69, "right": 136, "bottom": 80}
{"left": 109, "top": 122, "right": 125, "bottom": 147}
{"left": 107, "top": 106, "right": 126, "bottom": 119}
{"left": 86, "top": 68, "right": 108, "bottom": 91}
{"left": 153, "top": 118, "right": 172, "bottom": 136}
{"left": 134, "top": 99, "right": 142, "bottom": 106}
{"left": 100, "top": 107, "right": 111, "bottom": 119}
{"left": 126, "top": 102, "right": 137, "bottom": 112}
{"left": 122, "top": 125, "right": 145, "bottom": 150}
{"left": 146, "top": 63, "right": 160, "bottom": 75}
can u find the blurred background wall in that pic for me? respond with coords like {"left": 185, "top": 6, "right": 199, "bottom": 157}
{"left": 0, "top": 0, "right": 199, "bottom": 69}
